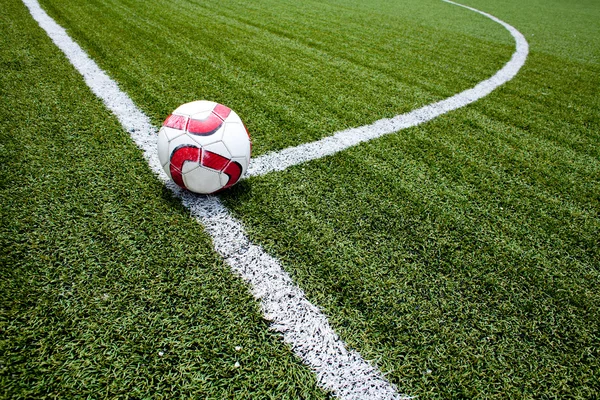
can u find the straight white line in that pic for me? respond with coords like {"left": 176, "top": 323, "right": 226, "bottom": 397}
{"left": 22, "top": 0, "right": 412, "bottom": 398}
{"left": 246, "top": 0, "right": 528, "bottom": 178}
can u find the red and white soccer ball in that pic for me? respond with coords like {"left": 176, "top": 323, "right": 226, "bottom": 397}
{"left": 157, "top": 100, "right": 251, "bottom": 194}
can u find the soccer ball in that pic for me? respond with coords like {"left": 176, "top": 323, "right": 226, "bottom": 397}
{"left": 157, "top": 100, "right": 251, "bottom": 194}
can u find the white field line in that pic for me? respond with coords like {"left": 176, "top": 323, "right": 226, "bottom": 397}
{"left": 22, "top": 0, "right": 527, "bottom": 398}
{"left": 246, "top": 0, "right": 529, "bottom": 177}
{"left": 22, "top": 0, "right": 410, "bottom": 399}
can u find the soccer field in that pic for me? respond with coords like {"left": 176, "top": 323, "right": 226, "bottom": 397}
{"left": 1, "top": 0, "right": 599, "bottom": 398}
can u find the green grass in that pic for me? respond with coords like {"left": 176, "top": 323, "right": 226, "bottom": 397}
{"left": 0, "top": 1, "right": 327, "bottom": 398}
{"left": 38, "top": 0, "right": 514, "bottom": 155}
{"left": 2, "top": 0, "right": 600, "bottom": 398}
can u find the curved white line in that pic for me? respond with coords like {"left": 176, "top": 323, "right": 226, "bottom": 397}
{"left": 22, "top": 0, "right": 527, "bottom": 399}
{"left": 246, "top": 0, "right": 529, "bottom": 178}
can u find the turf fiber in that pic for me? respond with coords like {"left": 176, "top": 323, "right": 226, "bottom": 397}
{"left": 2, "top": 0, "right": 599, "bottom": 398}
{"left": 0, "top": 1, "right": 327, "bottom": 398}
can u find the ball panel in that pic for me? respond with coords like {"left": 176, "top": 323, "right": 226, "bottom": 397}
{"left": 221, "top": 160, "right": 243, "bottom": 190}
{"left": 188, "top": 113, "right": 225, "bottom": 136}
{"left": 189, "top": 109, "right": 213, "bottom": 121}
{"left": 173, "top": 100, "right": 216, "bottom": 117}
{"left": 162, "top": 114, "right": 188, "bottom": 130}
{"left": 169, "top": 145, "right": 202, "bottom": 190}
{"left": 222, "top": 121, "right": 252, "bottom": 158}
{"left": 183, "top": 166, "right": 223, "bottom": 194}
{"left": 167, "top": 134, "right": 197, "bottom": 157}
{"left": 202, "top": 141, "right": 231, "bottom": 160}
{"left": 219, "top": 172, "right": 230, "bottom": 188}
{"left": 230, "top": 155, "right": 249, "bottom": 174}
{"left": 157, "top": 128, "right": 171, "bottom": 169}
{"left": 187, "top": 127, "right": 225, "bottom": 148}
{"left": 224, "top": 110, "right": 243, "bottom": 125}
{"left": 181, "top": 159, "right": 201, "bottom": 174}
{"left": 212, "top": 104, "right": 232, "bottom": 121}
{"left": 202, "top": 149, "right": 230, "bottom": 172}
{"left": 162, "top": 126, "right": 186, "bottom": 141}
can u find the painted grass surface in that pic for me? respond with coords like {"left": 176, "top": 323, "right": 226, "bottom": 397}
{"left": 2, "top": 0, "right": 599, "bottom": 398}
{"left": 0, "top": 1, "right": 327, "bottom": 398}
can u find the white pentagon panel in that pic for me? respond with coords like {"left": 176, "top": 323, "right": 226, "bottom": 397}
{"left": 162, "top": 126, "right": 186, "bottom": 142}
{"left": 203, "top": 141, "right": 231, "bottom": 159}
{"left": 183, "top": 166, "right": 223, "bottom": 194}
{"left": 173, "top": 100, "right": 216, "bottom": 117}
{"left": 222, "top": 121, "right": 251, "bottom": 158}
{"left": 167, "top": 134, "right": 197, "bottom": 156}
{"left": 157, "top": 128, "right": 171, "bottom": 169}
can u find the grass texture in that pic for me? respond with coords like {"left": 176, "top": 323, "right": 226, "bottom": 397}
{"left": 37, "top": 0, "right": 514, "bottom": 156}
{"left": 0, "top": 1, "right": 327, "bottom": 398}
{"left": 2, "top": 0, "right": 600, "bottom": 398}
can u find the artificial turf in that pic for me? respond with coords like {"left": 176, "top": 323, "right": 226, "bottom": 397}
{"left": 224, "top": 1, "right": 600, "bottom": 396}
{"left": 2, "top": 0, "right": 599, "bottom": 398}
{"left": 36, "top": 0, "right": 514, "bottom": 156}
{"left": 0, "top": 1, "right": 327, "bottom": 398}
